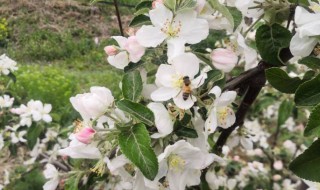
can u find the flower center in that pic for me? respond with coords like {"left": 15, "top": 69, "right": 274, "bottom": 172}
{"left": 168, "top": 154, "right": 186, "bottom": 172}
{"left": 171, "top": 75, "right": 184, "bottom": 88}
{"left": 310, "top": 4, "right": 320, "bottom": 13}
{"left": 217, "top": 107, "right": 232, "bottom": 126}
{"left": 161, "top": 19, "right": 182, "bottom": 37}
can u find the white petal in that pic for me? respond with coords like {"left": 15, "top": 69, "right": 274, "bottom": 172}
{"left": 107, "top": 51, "right": 130, "bottom": 69}
{"left": 151, "top": 87, "right": 180, "bottom": 101}
{"left": 295, "top": 6, "right": 320, "bottom": 26}
{"left": 218, "top": 107, "right": 236, "bottom": 129}
{"left": 149, "top": 3, "right": 173, "bottom": 27}
{"left": 209, "top": 86, "right": 221, "bottom": 98}
{"left": 173, "top": 93, "right": 195, "bottom": 109}
{"left": 191, "top": 72, "right": 207, "bottom": 89}
{"left": 155, "top": 64, "right": 177, "bottom": 87}
{"left": 43, "top": 114, "right": 52, "bottom": 123}
{"left": 167, "top": 38, "right": 186, "bottom": 62}
{"left": 148, "top": 103, "right": 174, "bottom": 138}
{"left": 205, "top": 109, "right": 218, "bottom": 134}
{"left": 215, "top": 91, "right": 237, "bottom": 107}
{"left": 142, "top": 84, "right": 158, "bottom": 100}
{"left": 136, "top": 26, "right": 166, "bottom": 47}
{"left": 43, "top": 178, "right": 59, "bottom": 190}
{"left": 228, "top": 136, "right": 240, "bottom": 148}
{"left": 172, "top": 53, "right": 200, "bottom": 78}
{"left": 112, "top": 36, "right": 128, "bottom": 49}
{"left": 290, "top": 33, "right": 318, "bottom": 57}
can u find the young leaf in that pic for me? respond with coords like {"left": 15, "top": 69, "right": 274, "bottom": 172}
{"left": 129, "top": 15, "right": 151, "bottom": 27}
{"left": 289, "top": 139, "right": 320, "bottom": 182}
{"left": 304, "top": 103, "right": 320, "bottom": 137}
{"left": 135, "top": 1, "right": 152, "bottom": 11}
{"left": 117, "top": 99, "right": 155, "bottom": 126}
{"left": 119, "top": 123, "right": 158, "bottom": 180}
{"left": 295, "top": 74, "right": 320, "bottom": 106}
{"left": 298, "top": 56, "right": 320, "bottom": 70}
{"left": 175, "top": 127, "right": 198, "bottom": 138}
{"left": 227, "top": 6, "right": 242, "bottom": 31}
{"left": 277, "top": 100, "right": 294, "bottom": 127}
{"left": 27, "top": 125, "right": 43, "bottom": 149}
{"left": 122, "top": 70, "right": 143, "bottom": 102}
{"left": 256, "top": 24, "right": 291, "bottom": 66}
{"left": 208, "top": 0, "right": 234, "bottom": 29}
{"left": 124, "top": 61, "right": 144, "bottom": 73}
{"left": 266, "top": 68, "right": 304, "bottom": 94}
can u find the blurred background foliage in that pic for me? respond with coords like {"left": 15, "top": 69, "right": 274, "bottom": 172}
{"left": 0, "top": 0, "right": 139, "bottom": 125}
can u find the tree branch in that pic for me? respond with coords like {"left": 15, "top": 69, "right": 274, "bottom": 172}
{"left": 213, "top": 48, "right": 293, "bottom": 154}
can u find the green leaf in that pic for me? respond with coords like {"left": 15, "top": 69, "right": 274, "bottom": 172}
{"left": 204, "top": 69, "right": 224, "bottom": 86}
{"left": 65, "top": 173, "right": 83, "bottom": 190}
{"left": 266, "top": 68, "right": 304, "bottom": 94}
{"left": 124, "top": 61, "right": 144, "bottom": 73}
{"left": 304, "top": 103, "right": 320, "bottom": 137}
{"left": 289, "top": 139, "right": 320, "bottom": 182}
{"left": 119, "top": 123, "right": 158, "bottom": 180}
{"left": 277, "top": 100, "right": 294, "bottom": 127}
{"left": 227, "top": 6, "right": 242, "bottom": 31}
{"left": 299, "top": 56, "right": 320, "bottom": 70}
{"left": 175, "top": 127, "right": 198, "bottom": 138}
{"left": 27, "top": 125, "right": 44, "bottom": 149}
{"left": 7, "top": 72, "right": 17, "bottom": 83}
{"left": 117, "top": 99, "right": 155, "bottom": 126}
{"left": 122, "top": 70, "right": 143, "bottom": 102}
{"left": 136, "top": 0, "right": 152, "bottom": 11}
{"left": 129, "top": 14, "right": 151, "bottom": 27}
{"left": 176, "top": 0, "right": 197, "bottom": 13}
{"left": 295, "top": 74, "right": 320, "bottom": 106}
{"left": 134, "top": 8, "right": 150, "bottom": 16}
{"left": 208, "top": 0, "right": 234, "bottom": 29}
{"left": 164, "top": 0, "right": 176, "bottom": 11}
{"left": 256, "top": 24, "right": 291, "bottom": 65}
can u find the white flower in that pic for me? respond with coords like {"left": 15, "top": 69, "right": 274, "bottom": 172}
{"left": 10, "top": 130, "right": 27, "bottom": 144}
{"left": 106, "top": 36, "right": 145, "bottom": 69}
{"left": 205, "top": 170, "right": 237, "bottom": 190}
{"left": 211, "top": 48, "right": 238, "bottom": 73}
{"left": 43, "top": 164, "right": 60, "bottom": 190}
{"left": 236, "top": 33, "right": 258, "bottom": 70}
{"left": 28, "top": 100, "right": 52, "bottom": 123}
{"left": 290, "top": 6, "right": 320, "bottom": 57}
{"left": 205, "top": 86, "right": 236, "bottom": 133}
{"left": 157, "top": 140, "right": 214, "bottom": 190}
{"left": 0, "top": 95, "right": 14, "bottom": 108}
{"left": 247, "top": 161, "right": 266, "bottom": 174}
{"left": 151, "top": 53, "right": 207, "bottom": 109}
{"left": 136, "top": 4, "right": 209, "bottom": 59}
{"left": 58, "top": 134, "right": 101, "bottom": 159}
{"left": 0, "top": 54, "right": 18, "bottom": 75}
{"left": 227, "top": 130, "right": 253, "bottom": 150}
{"left": 70, "top": 86, "right": 114, "bottom": 121}
{"left": 303, "top": 179, "right": 320, "bottom": 190}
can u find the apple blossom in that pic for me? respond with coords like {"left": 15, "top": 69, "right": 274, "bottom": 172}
{"left": 234, "top": 0, "right": 264, "bottom": 18}
{"left": 157, "top": 140, "right": 215, "bottom": 190}
{"left": 0, "top": 54, "right": 18, "bottom": 75}
{"left": 211, "top": 48, "right": 238, "bottom": 73}
{"left": 58, "top": 134, "right": 101, "bottom": 159}
{"left": 205, "top": 86, "right": 236, "bottom": 133}
{"left": 106, "top": 36, "right": 145, "bottom": 69}
{"left": 290, "top": 6, "right": 320, "bottom": 57}
{"left": 273, "top": 160, "right": 283, "bottom": 171}
{"left": 70, "top": 86, "right": 114, "bottom": 121}
{"left": 0, "top": 134, "right": 4, "bottom": 150}
{"left": 151, "top": 53, "right": 207, "bottom": 109}
{"left": 75, "top": 127, "right": 96, "bottom": 144}
{"left": 227, "top": 129, "right": 253, "bottom": 150}
{"left": 136, "top": 3, "right": 209, "bottom": 59}
{"left": 0, "top": 95, "right": 14, "bottom": 108}
{"left": 43, "top": 164, "right": 60, "bottom": 190}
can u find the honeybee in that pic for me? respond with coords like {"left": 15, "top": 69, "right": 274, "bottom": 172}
{"left": 182, "top": 76, "right": 192, "bottom": 101}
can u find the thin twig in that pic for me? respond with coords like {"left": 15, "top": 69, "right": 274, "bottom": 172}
{"left": 113, "top": 0, "right": 124, "bottom": 36}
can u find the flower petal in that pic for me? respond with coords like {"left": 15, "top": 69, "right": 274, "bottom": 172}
{"left": 151, "top": 87, "right": 180, "bottom": 101}
{"left": 172, "top": 53, "right": 199, "bottom": 78}
{"left": 107, "top": 51, "right": 130, "bottom": 69}
{"left": 149, "top": 3, "right": 173, "bottom": 27}
{"left": 173, "top": 93, "right": 195, "bottom": 109}
{"left": 290, "top": 33, "right": 318, "bottom": 57}
{"left": 136, "top": 26, "right": 166, "bottom": 47}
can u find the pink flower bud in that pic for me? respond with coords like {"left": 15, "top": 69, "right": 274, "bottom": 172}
{"left": 211, "top": 48, "right": 238, "bottom": 73}
{"left": 272, "top": 174, "right": 282, "bottom": 181}
{"left": 273, "top": 160, "right": 283, "bottom": 171}
{"left": 152, "top": 0, "right": 163, "bottom": 9}
{"left": 75, "top": 127, "right": 96, "bottom": 144}
{"left": 124, "top": 36, "right": 145, "bottom": 63}
{"left": 104, "top": 46, "right": 118, "bottom": 56}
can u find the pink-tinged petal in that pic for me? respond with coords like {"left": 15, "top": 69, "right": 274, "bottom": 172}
{"left": 151, "top": 87, "right": 180, "bottom": 101}
{"left": 290, "top": 33, "right": 318, "bottom": 57}
{"left": 155, "top": 64, "right": 177, "bottom": 87}
{"left": 75, "top": 127, "right": 96, "bottom": 144}
{"left": 107, "top": 51, "right": 130, "bottom": 69}
{"left": 173, "top": 93, "right": 195, "bottom": 110}
{"left": 125, "top": 36, "right": 145, "bottom": 63}
{"left": 149, "top": 3, "right": 173, "bottom": 27}
{"left": 112, "top": 36, "right": 128, "bottom": 49}
{"left": 172, "top": 53, "right": 200, "bottom": 78}
{"left": 136, "top": 25, "right": 166, "bottom": 47}
{"left": 211, "top": 48, "right": 238, "bottom": 73}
